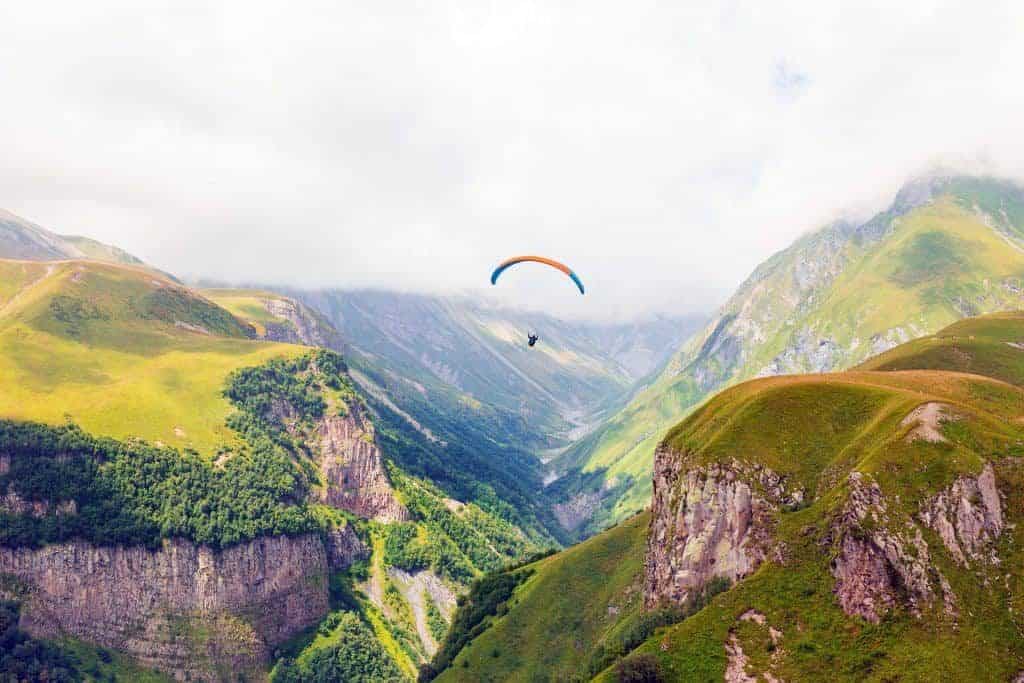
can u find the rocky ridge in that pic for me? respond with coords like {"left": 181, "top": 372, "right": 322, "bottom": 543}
{"left": 317, "top": 405, "right": 409, "bottom": 523}
{"left": 644, "top": 453, "right": 802, "bottom": 608}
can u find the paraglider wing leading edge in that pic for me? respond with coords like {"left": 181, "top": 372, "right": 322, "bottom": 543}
{"left": 489, "top": 255, "right": 585, "bottom": 294}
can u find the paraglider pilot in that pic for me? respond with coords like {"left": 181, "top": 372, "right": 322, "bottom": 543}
{"left": 488, "top": 256, "right": 582, "bottom": 351}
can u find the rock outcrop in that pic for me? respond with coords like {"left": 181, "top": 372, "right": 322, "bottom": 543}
{"left": 828, "top": 465, "right": 1006, "bottom": 624}
{"left": 261, "top": 296, "right": 343, "bottom": 349}
{"left": 828, "top": 472, "right": 952, "bottom": 623}
{"left": 323, "top": 522, "right": 370, "bottom": 570}
{"left": 725, "top": 610, "right": 785, "bottom": 683}
{"left": 919, "top": 462, "right": 1003, "bottom": 566}
{"left": 644, "top": 448, "right": 799, "bottom": 608}
{"left": 317, "top": 404, "right": 408, "bottom": 523}
{"left": 901, "top": 402, "right": 952, "bottom": 443}
{"left": 553, "top": 490, "right": 603, "bottom": 532}
{"left": 0, "top": 534, "right": 329, "bottom": 681}
{"left": 1, "top": 491, "right": 76, "bottom": 518}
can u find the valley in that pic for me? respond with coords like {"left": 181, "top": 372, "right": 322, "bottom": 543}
{"left": 2, "top": 174, "right": 1024, "bottom": 682}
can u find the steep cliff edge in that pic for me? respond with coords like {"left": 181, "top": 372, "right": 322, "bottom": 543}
{"left": 0, "top": 535, "right": 330, "bottom": 680}
{"left": 645, "top": 456, "right": 800, "bottom": 608}
{"left": 316, "top": 405, "right": 408, "bottom": 523}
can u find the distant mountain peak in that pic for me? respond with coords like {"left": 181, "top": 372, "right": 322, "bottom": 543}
{"left": 0, "top": 208, "right": 146, "bottom": 267}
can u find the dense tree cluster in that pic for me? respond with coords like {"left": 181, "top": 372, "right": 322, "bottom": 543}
{"left": 223, "top": 354, "right": 328, "bottom": 426}
{"left": 140, "top": 288, "right": 256, "bottom": 338}
{"left": 419, "top": 568, "right": 533, "bottom": 680}
{"left": 0, "top": 352, "right": 362, "bottom": 550}
{"left": 0, "top": 419, "right": 317, "bottom": 549}
{"left": 272, "top": 613, "right": 402, "bottom": 683}
{"left": 393, "top": 473, "right": 533, "bottom": 578}
{"left": 0, "top": 601, "right": 81, "bottom": 682}
{"left": 382, "top": 521, "right": 475, "bottom": 585}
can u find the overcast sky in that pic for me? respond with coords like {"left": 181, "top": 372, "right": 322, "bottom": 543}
{"left": 3, "top": 1, "right": 1024, "bottom": 320}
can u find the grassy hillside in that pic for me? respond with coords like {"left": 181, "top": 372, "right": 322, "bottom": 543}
{"left": 433, "top": 512, "right": 649, "bottom": 682}
{"left": 858, "top": 310, "right": 1024, "bottom": 386}
{"left": 0, "top": 259, "right": 300, "bottom": 453}
{"left": 433, "top": 310, "right": 1024, "bottom": 681}
{"left": 620, "top": 384, "right": 1024, "bottom": 680}
{"left": 202, "top": 288, "right": 290, "bottom": 337}
{"left": 555, "top": 175, "right": 1024, "bottom": 538}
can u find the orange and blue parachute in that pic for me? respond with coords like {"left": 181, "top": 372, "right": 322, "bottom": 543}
{"left": 490, "top": 256, "right": 585, "bottom": 295}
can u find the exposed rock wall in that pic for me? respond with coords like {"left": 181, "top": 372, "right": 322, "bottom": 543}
{"left": 553, "top": 490, "right": 603, "bottom": 532}
{"left": 645, "top": 448, "right": 797, "bottom": 608}
{"left": 919, "top": 462, "right": 1003, "bottom": 566}
{"left": 1, "top": 491, "right": 76, "bottom": 518}
{"left": 828, "top": 465, "right": 1005, "bottom": 624}
{"left": 323, "top": 522, "right": 370, "bottom": 570}
{"left": 261, "top": 296, "right": 343, "bottom": 350}
{"left": 0, "top": 534, "right": 329, "bottom": 681}
{"left": 829, "top": 472, "right": 956, "bottom": 623}
{"left": 317, "top": 405, "right": 408, "bottom": 523}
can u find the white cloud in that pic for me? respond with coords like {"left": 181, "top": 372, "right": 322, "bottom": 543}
{"left": 2, "top": 0, "right": 1023, "bottom": 320}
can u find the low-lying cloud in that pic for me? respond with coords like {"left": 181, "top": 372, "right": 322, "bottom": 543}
{"left": 3, "top": 1, "right": 1024, "bottom": 320}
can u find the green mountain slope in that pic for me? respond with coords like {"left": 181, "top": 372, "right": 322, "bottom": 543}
{"left": 0, "top": 259, "right": 297, "bottom": 453}
{"left": 556, "top": 175, "right": 1024, "bottom": 538}
{"left": 858, "top": 310, "right": 1024, "bottom": 385}
{"left": 431, "top": 311, "right": 1024, "bottom": 682}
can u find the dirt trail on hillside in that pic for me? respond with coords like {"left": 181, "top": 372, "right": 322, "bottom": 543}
{"left": 0, "top": 263, "right": 55, "bottom": 319}
{"left": 901, "top": 402, "right": 949, "bottom": 443}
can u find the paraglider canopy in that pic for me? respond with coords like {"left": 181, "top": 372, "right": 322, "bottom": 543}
{"left": 489, "top": 256, "right": 585, "bottom": 295}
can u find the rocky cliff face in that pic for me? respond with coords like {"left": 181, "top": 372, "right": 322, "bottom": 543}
{"left": 323, "top": 522, "right": 370, "bottom": 570}
{"left": 248, "top": 294, "right": 409, "bottom": 524}
{"left": 827, "top": 472, "right": 941, "bottom": 623}
{"left": 919, "top": 462, "right": 1003, "bottom": 566}
{"left": 552, "top": 491, "right": 603, "bottom": 533}
{"left": 644, "top": 441, "right": 1006, "bottom": 626}
{"left": 261, "top": 296, "right": 344, "bottom": 350}
{"left": 644, "top": 448, "right": 801, "bottom": 608}
{"left": 317, "top": 404, "right": 408, "bottom": 523}
{"left": 827, "top": 466, "right": 1005, "bottom": 624}
{"left": 0, "top": 534, "right": 330, "bottom": 681}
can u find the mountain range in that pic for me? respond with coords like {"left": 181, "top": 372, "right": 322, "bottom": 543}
{"left": 552, "top": 175, "right": 1024, "bottom": 538}
{"left": 2, "top": 172, "right": 1024, "bottom": 681}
